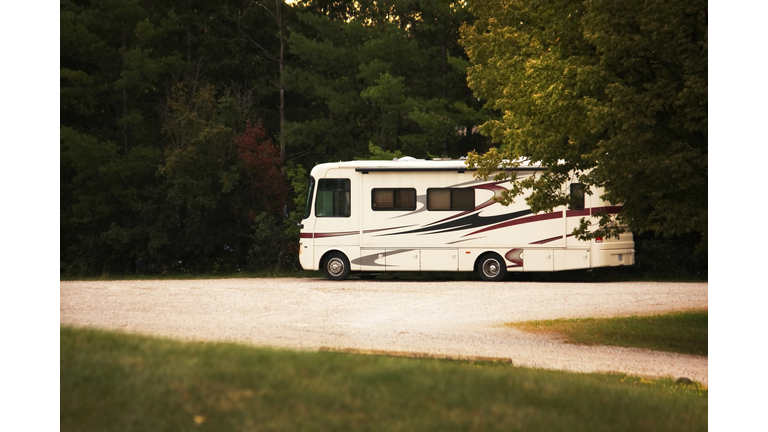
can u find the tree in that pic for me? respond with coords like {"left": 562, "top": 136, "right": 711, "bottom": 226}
{"left": 285, "top": 0, "right": 491, "bottom": 164}
{"left": 60, "top": 0, "right": 498, "bottom": 275}
{"left": 60, "top": 0, "right": 294, "bottom": 275}
{"left": 157, "top": 82, "right": 293, "bottom": 272}
{"left": 238, "top": 0, "right": 292, "bottom": 163}
{"left": 60, "top": 0, "right": 186, "bottom": 274}
{"left": 460, "top": 0, "right": 707, "bottom": 247}
{"left": 235, "top": 120, "right": 295, "bottom": 269}
{"left": 235, "top": 119, "right": 289, "bottom": 213}
{"left": 60, "top": 0, "right": 185, "bottom": 155}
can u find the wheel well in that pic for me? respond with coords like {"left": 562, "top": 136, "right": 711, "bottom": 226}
{"left": 474, "top": 251, "right": 501, "bottom": 271}
{"left": 320, "top": 249, "right": 347, "bottom": 268}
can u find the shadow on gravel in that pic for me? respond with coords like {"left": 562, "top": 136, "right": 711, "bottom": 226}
{"left": 346, "top": 266, "right": 703, "bottom": 283}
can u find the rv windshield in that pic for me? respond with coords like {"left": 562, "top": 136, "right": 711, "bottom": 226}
{"left": 303, "top": 177, "right": 315, "bottom": 220}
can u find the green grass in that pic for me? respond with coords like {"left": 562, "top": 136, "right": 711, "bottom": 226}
{"left": 61, "top": 326, "right": 706, "bottom": 432}
{"left": 508, "top": 310, "right": 708, "bottom": 356}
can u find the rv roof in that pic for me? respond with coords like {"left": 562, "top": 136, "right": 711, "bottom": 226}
{"left": 313, "top": 158, "right": 544, "bottom": 173}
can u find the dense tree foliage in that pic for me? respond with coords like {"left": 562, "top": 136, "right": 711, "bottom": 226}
{"left": 285, "top": 0, "right": 489, "bottom": 164}
{"left": 461, "top": 0, "right": 707, "bottom": 248}
{"left": 60, "top": 0, "right": 491, "bottom": 275}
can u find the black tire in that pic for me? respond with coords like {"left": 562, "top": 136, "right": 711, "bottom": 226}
{"left": 323, "top": 252, "right": 351, "bottom": 281}
{"left": 477, "top": 253, "right": 507, "bottom": 282}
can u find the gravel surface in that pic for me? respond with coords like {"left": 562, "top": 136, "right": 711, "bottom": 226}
{"left": 60, "top": 278, "right": 708, "bottom": 384}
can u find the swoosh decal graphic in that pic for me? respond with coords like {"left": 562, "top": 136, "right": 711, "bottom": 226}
{"left": 505, "top": 249, "right": 523, "bottom": 268}
{"left": 307, "top": 206, "right": 622, "bottom": 239}
{"left": 378, "top": 208, "right": 534, "bottom": 237}
{"left": 351, "top": 249, "right": 416, "bottom": 267}
{"left": 351, "top": 251, "right": 386, "bottom": 267}
{"left": 363, "top": 225, "right": 416, "bottom": 234}
{"left": 464, "top": 212, "right": 562, "bottom": 237}
{"left": 529, "top": 235, "right": 565, "bottom": 245}
{"left": 464, "top": 206, "right": 624, "bottom": 239}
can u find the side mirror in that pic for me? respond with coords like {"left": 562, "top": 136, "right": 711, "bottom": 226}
{"left": 282, "top": 205, "right": 304, "bottom": 229}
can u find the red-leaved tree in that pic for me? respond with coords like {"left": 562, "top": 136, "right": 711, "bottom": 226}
{"left": 235, "top": 120, "right": 289, "bottom": 215}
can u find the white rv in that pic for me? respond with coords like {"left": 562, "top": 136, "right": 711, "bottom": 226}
{"left": 297, "top": 158, "right": 634, "bottom": 281}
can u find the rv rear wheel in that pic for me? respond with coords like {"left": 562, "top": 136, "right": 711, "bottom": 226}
{"left": 323, "top": 252, "right": 351, "bottom": 281}
{"left": 478, "top": 253, "right": 507, "bottom": 282}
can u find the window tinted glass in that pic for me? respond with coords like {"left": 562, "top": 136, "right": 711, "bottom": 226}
{"left": 394, "top": 189, "right": 416, "bottom": 209}
{"left": 316, "top": 178, "right": 350, "bottom": 217}
{"left": 303, "top": 177, "right": 315, "bottom": 219}
{"left": 372, "top": 189, "right": 394, "bottom": 209}
{"left": 570, "top": 183, "right": 585, "bottom": 211}
{"left": 427, "top": 188, "right": 474, "bottom": 211}
{"left": 372, "top": 188, "right": 416, "bottom": 211}
{"left": 451, "top": 188, "right": 475, "bottom": 211}
{"left": 427, "top": 189, "right": 451, "bottom": 210}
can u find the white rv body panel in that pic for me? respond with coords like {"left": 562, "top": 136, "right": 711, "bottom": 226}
{"left": 298, "top": 159, "right": 635, "bottom": 280}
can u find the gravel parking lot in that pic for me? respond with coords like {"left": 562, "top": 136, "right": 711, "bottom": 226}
{"left": 60, "top": 278, "right": 708, "bottom": 384}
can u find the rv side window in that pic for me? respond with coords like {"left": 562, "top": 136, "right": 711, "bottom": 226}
{"left": 371, "top": 188, "right": 417, "bottom": 211}
{"left": 316, "top": 178, "right": 351, "bottom": 217}
{"left": 427, "top": 188, "right": 475, "bottom": 211}
{"left": 570, "top": 183, "right": 585, "bottom": 211}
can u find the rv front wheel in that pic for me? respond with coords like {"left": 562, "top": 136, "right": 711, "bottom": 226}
{"left": 478, "top": 253, "right": 507, "bottom": 282}
{"left": 323, "top": 252, "right": 351, "bottom": 281}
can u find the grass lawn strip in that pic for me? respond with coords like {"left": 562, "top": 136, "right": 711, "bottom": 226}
{"left": 61, "top": 326, "right": 706, "bottom": 432}
{"left": 507, "top": 309, "right": 707, "bottom": 357}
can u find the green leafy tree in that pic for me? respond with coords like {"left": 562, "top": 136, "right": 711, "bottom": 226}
{"left": 157, "top": 82, "right": 292, "bottom": 272}
{"left": 461, "top": 0, "right": 707, "bottom": 247}
{"left": 237, "top": 0, "right": 295, "bottom": 163}
{"left": 361, "top": 142, "right": 405, "bottom": 161}
{"left": 61, "top": 0, "right": 186, "bottom": 274}
{"left": 60, "top": 0, "right": 185, "bottom": 154}
{"left": 60, "top": 0, "right": 501, "bottom": 275}
{"left": 285, "top": 0, "right": 491, "bottom": 164}
{"left": 156, "top": 83, "right": 242, "bottom": 270}
{"left": 61, "top": 0, "right": 295, "bottom": 275}
{"left": 283, "top": 9, "right": 370, "bottom": 162}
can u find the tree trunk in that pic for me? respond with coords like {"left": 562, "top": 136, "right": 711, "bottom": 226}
{"left": 122, "top": 25, "right": 130, "bottom": 155}
{"left": 277, "top": 0, "right": 286, "bottom": 164}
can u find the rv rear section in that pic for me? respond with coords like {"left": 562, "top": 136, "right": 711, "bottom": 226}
{"left": 297, "top": 159, "right": 634, "bottom": 281}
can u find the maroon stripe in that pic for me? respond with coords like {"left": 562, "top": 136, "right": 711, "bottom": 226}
{"left": 529, "top": 235, "right": 564, "bottom": 245}
{"left": 565, "top": 206, "right": 622, "bottom": 218}
{"left": 566, "top": 209, "right": 591, "bottom": 217}
{"left": 301, "top": 231, "right": 359, "bottom": 239}
{"left": 363, "top": 225, "right": 414, "bottom": 234}
{"left": 593, "top": 205, "right": 624, "bottom": 214}
{"left": 314, "top": 231, "right": 359, "bottom": 238}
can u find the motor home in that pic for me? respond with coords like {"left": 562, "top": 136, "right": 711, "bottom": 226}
{"left": 296, "top": 158, "right": 634, "bottom": 281}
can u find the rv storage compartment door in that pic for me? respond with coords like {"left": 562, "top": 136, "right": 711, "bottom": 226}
{"left": 385, "top": 249, "right": 420, "bottom": 271}
{"left": 554, "top": 249, "right": 590, "bottom": 271}
{"left": 357, "top": 249, "right": 386, "bottom": 272}
{"left": 421, "top": 249, "right": 459, "bottom": 271}
{"left": 523, "top": 249, "right": 554, "bottom": 271}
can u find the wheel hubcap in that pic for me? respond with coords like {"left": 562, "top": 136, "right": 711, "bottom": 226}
{"left": 483, "top": 260, "right": 500, "bottom": 277}
{"left": 328, "top": 258, "right": 344, "bottom": 276}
